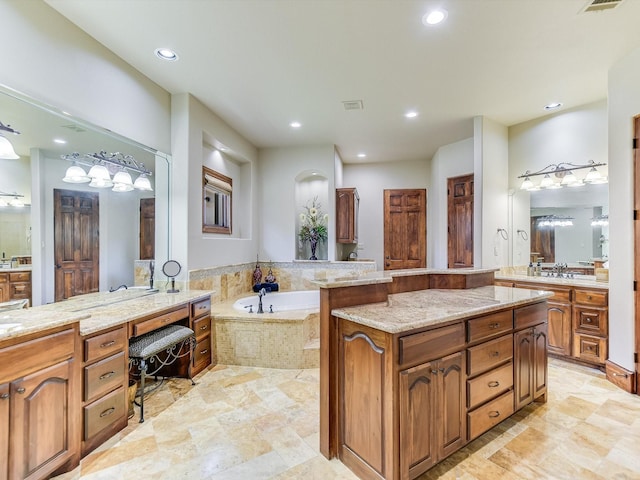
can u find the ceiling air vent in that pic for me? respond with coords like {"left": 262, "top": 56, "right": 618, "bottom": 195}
{"left": 342, "top": 100, "right": 363, "bottom": 111}
{"left": 582, "top": 0, "right": 625, "bottom": 13}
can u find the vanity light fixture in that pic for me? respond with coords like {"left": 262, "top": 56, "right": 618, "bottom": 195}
{"left": 61, "top": 151, "right": 152, "bottom": 192}
{"left": 591, "top": 215, "right": 609, "bottom": 227}
{"left": 537, "top": 215, "right": 574, "bottom": 228}
{"left": 518, "top": 160, "right": 607, "bottom": 191}
{"left": 0, "top": 191, "right": 26, "bottom": 208}
{"left": 0, "top": 120, "right": 20, "bottom": 160}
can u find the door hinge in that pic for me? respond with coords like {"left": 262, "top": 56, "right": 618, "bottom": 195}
{"left": 634, "top": 280, "right": 637, "bottom": 292}
{"left": 635, "top": 352, "right": 638, "bottom": 364}
{"left": 635, "top": 210, "right": 639, "bottom": 221}
{"left": 634, "top": 138, "right": 638, "bottom": 149}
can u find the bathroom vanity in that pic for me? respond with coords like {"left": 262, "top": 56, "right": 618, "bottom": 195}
{"left": 317, "top": 269, "right": 551, "bottom": 480}
{"left": 0, "top": 267, "right": 31, "bottom": 305}
{"left": 0, "top": 288, "right": 212, "bottom": 479}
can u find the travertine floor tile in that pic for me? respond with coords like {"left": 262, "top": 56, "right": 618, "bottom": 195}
{"left": 53, "top": 360, "right": 640, "bottom": 479}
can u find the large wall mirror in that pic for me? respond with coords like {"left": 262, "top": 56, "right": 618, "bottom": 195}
{"left": 528, "top": 182, "right": 608, "bottom": 266}
{"left": 0, "top": 85, "right": 170, "bottom": 305}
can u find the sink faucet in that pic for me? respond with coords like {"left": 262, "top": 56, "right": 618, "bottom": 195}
{"left": 257, "top": 288, "right": 267, "bottom": 314}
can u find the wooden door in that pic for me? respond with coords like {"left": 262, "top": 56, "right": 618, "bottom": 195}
{"left": 54, "top": 189, "right": 99, "bottom": 302}
{"left": 530, "top": 216, "right": 555, "bottom": 263}
{"left": 634, "top": 115, "right": 640, "bottom": 394}
{"left": 533, "top": 324, "right": 548, "bottom": 399}
{"left": 10, "top": 360, "right": 72, "bottom": 480}
{"left": 139, "top": 198, "right": 155, "bottom": 260}
{"left": 547, "top": 303, "right": 571, "bottom": 356}
{"left": 383, "top": 189, "right": 426, "bottom": 270}
{"left": 447, "top": 174, "right": 474, "bottom": 268}
{"left": 514, "top": 329, "right": 533, "bottom": 410}
{"left": 399, "top": 361, "right": 436, "bottom": 479}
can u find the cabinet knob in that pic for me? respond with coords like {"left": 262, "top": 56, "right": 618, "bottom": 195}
{"left": 200, "top": 325, "right": 208, "bottom": 330}
{"left": 16, "top": 387, "right": 26, "bottom": 394}
{"left": 487, "top": 381, "right": 500, "bottom": 388}
{"left": 585, "top": 318, "right": 592, "bottom": 323}
{"left": 489, "top": 323, "right": 500, "bottom": 329}
{"left": 0, "top": 393, "right": 9, "bottom": 400}
{"left": 488, "top": 411, "right": 501, "bottom": 418}
{"left": 431, "top": 370, "right": 438, "bottom": 375}
{"left": 200, "top": 349, "right": 209, "bottom": 355}
{"left": 99, "top": 407, "right": 115, "bottom": 418}
{"left": 490, "top": 351, "right": 499, "bottom": 357}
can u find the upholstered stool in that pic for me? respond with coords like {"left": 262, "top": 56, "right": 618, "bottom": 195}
{"left": 128, "top": 324, "right": 195, "bottom": 422}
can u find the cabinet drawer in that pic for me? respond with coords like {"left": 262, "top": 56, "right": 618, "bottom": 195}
{"left": 84, "top": 386, "right": 126, "bottom": 440}
{"left": 193, "top": 335, "right": 211, "bottom": 367}
{"left": 467, "top": 310, "right": 512, "bottom": 344}
{"left": 467, "top": 334, "right": 513, "bottom": 377}
{"left": 515, "top": 283, "right": 571, "bottom": 303}
{"left": 9, "top": 272, "right": 30, "bottom": 282}
{"left": 0, "top": 327, "right": 75, "bottom": 383}
{"left": 573, "top": 333, "right": 607, "bottom": 365}
{"left": 0, "top": 272, "right": 8, "bottom": 283}
{"left": 467, "top": 361, "right": 513, "bottom": 410}
{"left": 84, "top": 327, "right": 127, "bottom": 363}
{"left": 514, "top": 302, "right": 547, "bottom": 330}
{"left": 10, "top": 282, "right": 30, "bottom": 299}
{"left": 193, "top": 315, "right": 211, "bottom": 340}
{"left": 574, "top": 289, "right": 607, "bottom": 307}
{"left": 132, "top": 305, "right": 189, "bottom": 337}
{"left": 84, "top": 351, "right": 125, "bottom": 403}
{"left": 191, "top": 297, "right": 211, "bottom": 319}
{"left": 399, "top": 323, "right": 465, "bottom": 367}
{"left": 573, "top": 306, "right": 608, "bottom": 336}
{"left": 468, "top": 390, "right": 514, "bottom": 440}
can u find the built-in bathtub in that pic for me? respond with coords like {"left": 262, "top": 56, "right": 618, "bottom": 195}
{"left": 213, "top": 290, "right": 320, "bottom": 369}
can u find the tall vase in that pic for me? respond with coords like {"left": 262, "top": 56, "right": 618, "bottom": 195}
{"left": 309, "top": 238, "right": 318, "bottom": 260}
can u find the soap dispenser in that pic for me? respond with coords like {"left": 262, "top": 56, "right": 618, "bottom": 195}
{"left": 535, "top": 260, "right": 542, "bottom": 276}
{"left": 527, "top": 263, "right": 534, "bottom": 276}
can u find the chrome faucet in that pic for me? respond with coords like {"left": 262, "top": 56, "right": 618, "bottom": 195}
{"left": 257, "top": 288, "right": 267, "bottom": 314}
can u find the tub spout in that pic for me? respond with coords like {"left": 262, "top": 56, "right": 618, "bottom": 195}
{"left": 257, "top": 288, "right": 267, "bottom": 314}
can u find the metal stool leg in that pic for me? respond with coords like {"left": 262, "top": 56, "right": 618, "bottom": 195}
{"left": 139, "top": 359, "right": 147, "bottom": 423}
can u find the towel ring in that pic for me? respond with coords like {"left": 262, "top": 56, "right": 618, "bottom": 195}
{"left": 517, "top": 229, "right": 529, "bottom": 241}
{"left": 497, "top": 228, "right": 508, "bottom": 240}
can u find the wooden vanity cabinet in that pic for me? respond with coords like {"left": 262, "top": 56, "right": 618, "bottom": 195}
{"left": 81, "top": 325, "right": 128, "bottom": 456}
{"left": 191, "top": 296, "right": 212, "bottom": 375}
{"left": 0, "top": 324, "right": 80, "bottom": 480}
{"left": 0, "top": 271, "right": 31, "bottom": 304}
{"left": 336, "top": 188, "right": 359, "bottom": 244}
{"left": 513, "top": 303, "right": 548, "bottom": 410}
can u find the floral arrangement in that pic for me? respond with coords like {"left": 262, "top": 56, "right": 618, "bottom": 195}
{"left": 299, "top": 197, "right": 328, "bottom": 259}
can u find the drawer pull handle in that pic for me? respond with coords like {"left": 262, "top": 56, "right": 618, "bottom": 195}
{"left": 490, "top": 351, "right": 499, "bottom": 357}
{"left": 585, "top": 318, "right": 592, "bottom": 323}
{"left": 100, "top": 340, "right": 116, "bottom": 348}
{"left": 488, "top": 411, "right": 500, "bottom": 418}
{"left": 488, "top": 381, "right": 500, "bottom": 388}
{"left": 431, "top": 370, "right": 438, "bottom": 375}
{"left": 100, "top": 407, "right": 115, "bottom": 418}
{"left": 200, "top": 325, "right": 208, "bottom": 330}
{"left": 489, "top": 323, "right": 500, "bottom": 329}
{"left": 99, "top": 371, "right": 115, "bottom": 380}
{"left": 162, "top": 317, "right": 171, "bottom": 323}
{"left": 0, "top": 393, "right": 9, "bottom": 400}
{"left": 200, "top": 349, "right": 209, "bottom": 355}
{"left": 587, "top": 295, "right": 592, "bottom": 300}
{"left": 16, "top": 387, "right": 25, "bottom": 394}
{"left": 612, "top": 373, "right": 629, "bottom": 378}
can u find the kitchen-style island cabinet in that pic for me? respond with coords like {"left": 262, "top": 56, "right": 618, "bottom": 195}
{"left": 319, "top": 269, "right": 551, "bottom": 480}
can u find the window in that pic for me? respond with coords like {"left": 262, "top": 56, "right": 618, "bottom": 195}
{"left": 202, "top": 166, "right": 232, "bottom": 234}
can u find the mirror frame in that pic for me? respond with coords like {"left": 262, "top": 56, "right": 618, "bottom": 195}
{"left": 202, "top": 166, "right": 232, "bottom": 234}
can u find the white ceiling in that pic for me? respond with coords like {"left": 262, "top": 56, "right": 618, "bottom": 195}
{"left": 44, "top": 0, "right": 640, "bottom": 164}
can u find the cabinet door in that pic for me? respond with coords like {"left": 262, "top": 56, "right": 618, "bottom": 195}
{"left": 336, "top": 188, "right": 358, "bottom": 243}
{"left": 0, "top": 383, "right": 8, "bottom": 480}
{"left": 514, "top": 329, "right": 533, "bottom": 410}
{"left": 10, "top": 359, "right": 73, "bottom": 480}
{"left": 399, "top": 361, "right": 436, "bottom": 479}
{"left": 533, "top": 324, "right": 548, "bottom": 400}
{"left": 547, "top": 302, "right": 571, "bottom": 356}
{"left": 437, "top": 352, "right": 465, "bottom": 459}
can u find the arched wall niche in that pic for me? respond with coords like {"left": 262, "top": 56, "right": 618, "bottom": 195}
{"left": 295, "top": 170, "right": 329, "bottom": 261}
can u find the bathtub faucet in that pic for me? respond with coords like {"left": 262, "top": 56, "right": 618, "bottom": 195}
{"left": 257, "top": 288, "right": 267, "bottom": 314}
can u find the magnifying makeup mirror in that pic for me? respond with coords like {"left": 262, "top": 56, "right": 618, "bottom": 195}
{"left": 162, "top": 260, "right": 181, "bottom": 293}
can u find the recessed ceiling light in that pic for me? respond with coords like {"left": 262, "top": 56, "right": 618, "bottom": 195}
{"left": 544, "top": 102, "right": 563, "bottom": 110}
{"left": 154, "top": 48, "right": 179, "bottom": 61}
{"left": 290, "top": 121, "right": 302, "bottom": 128}
{"left": 405, "top": 111, "right": 419, "bottom": 118}
{"left": 53, "top": 138, "right": 67, "bottom": 144}
{"left": 357, "top": 153, "right": 367, "bottom": 158}
{"left": 422, "top": 9, "right": 448, "bottom": 26}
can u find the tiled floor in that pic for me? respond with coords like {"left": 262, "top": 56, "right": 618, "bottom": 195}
{"left": 54, "top": 358, "right": 640, "bottom": 480}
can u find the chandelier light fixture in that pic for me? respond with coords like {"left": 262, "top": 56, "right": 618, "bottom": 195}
{"left": 61, "top": 151, "right": 153, "bottom": 192}
{"left": 518, "top": 160, "right": 607, "bottom": 191}
{"left": 0, "top": 191, "right": 26, "bottom": 207}
{"left": 0, "top": 120, "right": 20, "bottom": 160}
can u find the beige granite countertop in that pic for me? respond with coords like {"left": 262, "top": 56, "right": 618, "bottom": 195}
{"left": 494, "top": 272, "right": 609, "bottom": 290}
{"left": 314, "top": 267, "right": 498, "bottom": 288}
{"left": 0, "top": 288, "right": 213, "bottom": 341}
{"left": 0, "top": 266, "right": 32, "bottom": 273}
{"left": 332, "top": 285, "right": 552, "bottom": 334}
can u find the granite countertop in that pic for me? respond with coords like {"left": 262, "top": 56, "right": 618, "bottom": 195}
{"left": 0, "top": 288, "right": 213, "bottom": 341}
{"left": 314, "top": 267, "right": 498, "bottom": 289}
{"left": 494, "top": 272, "right": 609, "bottom": 290}
{"left": 332, "top": 285, "right": 552, "bottom": 334}
{"left": 0, "top": 266, "right": 32, "bottom": 273}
